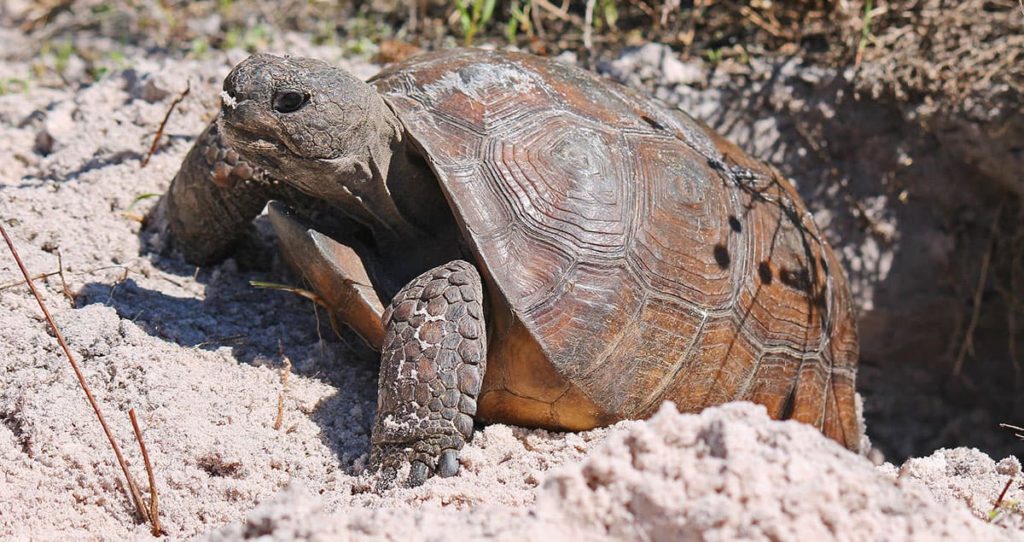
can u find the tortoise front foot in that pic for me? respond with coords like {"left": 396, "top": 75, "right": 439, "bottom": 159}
{"left": 370, "top": 260, "right": 487, "bottom": 489}
{"left": 145, "top": 119, "right": 271, "bottom": 265}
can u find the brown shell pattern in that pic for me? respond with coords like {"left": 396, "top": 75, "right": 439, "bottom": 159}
{"left": 371, "top": 49, "right": 860, "bottom": 450}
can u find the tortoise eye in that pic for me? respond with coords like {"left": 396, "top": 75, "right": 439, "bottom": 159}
{"left": 272, "top": 91, "right": 309, "bottom": 113}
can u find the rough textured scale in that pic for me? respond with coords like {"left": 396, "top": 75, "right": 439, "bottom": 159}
{"left": 151, "top": 48, "right": 861, "bottom": 487}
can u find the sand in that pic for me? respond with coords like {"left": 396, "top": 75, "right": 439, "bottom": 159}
{"left": 0, "top": 31, "right": 1022, "bottom": 540}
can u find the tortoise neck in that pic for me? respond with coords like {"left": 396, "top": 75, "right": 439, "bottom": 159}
{"left": 315, "top": 94, "right": 422, "bottom": 243}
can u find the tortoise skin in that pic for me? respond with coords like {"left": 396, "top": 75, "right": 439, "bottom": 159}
{"left": 371, "top": 49, "right": 860, "bottom": 450}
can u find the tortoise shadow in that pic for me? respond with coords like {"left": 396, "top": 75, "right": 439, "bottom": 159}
{"left": 76, "top": 264, "right": 382, "bottom": 471}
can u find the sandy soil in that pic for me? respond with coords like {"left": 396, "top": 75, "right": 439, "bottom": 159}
{"left": 1, "top": 29, "right": 1022, "bottom": 540}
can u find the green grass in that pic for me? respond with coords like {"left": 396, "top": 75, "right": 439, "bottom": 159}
{"left": 0, "top": 77, "right": 29, "bottom": 95}
{"left": 456, "top": 0, "right": 497, "bottom": 46}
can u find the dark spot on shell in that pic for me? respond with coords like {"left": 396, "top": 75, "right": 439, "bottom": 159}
{"left": 758, "top": 261, "right": 773, "bottom": 285}
{"left": 728, "top": 215, "right": 742, "bottom": 233}
{"left": 780, "top": 267, "right": 811, "bottom": 292}
{"left": 812, "top": 291, "right": 829, "bottom": 311}
{"left": 640, "top": 115, "right": 666, "bottom": 131}
{"left": 708, "top": 158, "right": 727, "bottom": 172}
{"left": 779, "top": 385, "right": 798, "bottom": 420}
{"left": 713, "top": 244, "right": 730, "bottom": 269}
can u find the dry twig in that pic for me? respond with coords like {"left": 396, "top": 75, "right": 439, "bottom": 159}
{"left": 55, "top": 249, "right": 73, "bottom": 303}
{"left": 583, "top": 0, "right": 596, "bottom": 51}
{"left": 735, "top": 3, "right": 787, "bottom": 38}
{"left": 0, "top": 222, "right": 150, "bottom": 522}
{"left": 129, "top": 409, "right": 163, "bottom": 536}
{"left": 1001, "top": 423, "right": 1024, "bottom": 440}
{"left": 141, "top": 81, "right": 191, "bottom": 168}
{"left": 533, "top": 0, "right": 570, "bottom": 20}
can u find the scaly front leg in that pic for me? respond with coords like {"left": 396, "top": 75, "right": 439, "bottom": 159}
{"left": 267, "top": 206, "right": 486, "bottom": 487}
{"left": 371, "top": 261, "right": 487, "bottom": 488}
{"left": 147, "top": 119, "right": 273, "bottom": 265}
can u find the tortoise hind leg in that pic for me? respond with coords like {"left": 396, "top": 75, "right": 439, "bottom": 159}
{"left": 371, "top": 260, "right": 487, "bottom": 488}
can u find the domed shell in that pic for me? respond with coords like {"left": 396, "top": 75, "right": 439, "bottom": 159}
{"left": 371, "top": 49, "right": 860, "bottom": 450}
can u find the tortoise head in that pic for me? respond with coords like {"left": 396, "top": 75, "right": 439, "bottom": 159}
{"left": 218, "top": 54, "right": 400, "bottom": 197}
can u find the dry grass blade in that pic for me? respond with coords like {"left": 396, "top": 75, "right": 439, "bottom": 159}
{"left": 250, "top": 280, "right": 327, "bottom": 306}
{"left": 0, "top": 222, "right": 150, "bottom": 522}
{"left": 989, "top": 475, "right": 1016, "bottom": 521}
{"left": 274, "top": 342, "right": 293, "bottom": 431}
{"left": 0, "top": 270, "right": 62, "bottom": 291}
{"left": 0, "top": 263, "right": 130, "bottom": 292}
{"left": 141, "top": 81, "right": 191, "bottom": 168}
{"left": 129, "top": 409, "right": 163, "bottom": 536}
{"left": 953, "top": 202, "right": 1004, "bottom": 376}
{"left": 252, "top": 280, "right": 342, "bottom": 344}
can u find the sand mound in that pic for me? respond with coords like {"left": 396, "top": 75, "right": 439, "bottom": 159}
{"left": 202, "top": 404, "right": 1019, "bottom": 541}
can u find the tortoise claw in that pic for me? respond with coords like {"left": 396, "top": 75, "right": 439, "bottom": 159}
{"left": 407, "top": 460, "right": 430, "bottom": 487}
{"left": 370, "top": 446, "right": 463, "bottom": 489}
{"left": 437, "top": 449, "right": 460, "bottom": 478}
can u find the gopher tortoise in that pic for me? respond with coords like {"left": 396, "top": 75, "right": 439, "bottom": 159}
{"left": 150, "top": 49, "right": 860, "bottom": 487}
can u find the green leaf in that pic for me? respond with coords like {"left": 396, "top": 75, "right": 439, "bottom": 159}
{"left": 602, "top": 0, "right": 618, "bottom": 28}
{"left": 481, "top": 0, "right": 497, "bottom": 25}
{"left": 506, "top": 14, "right": 520, "bottom": 43}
